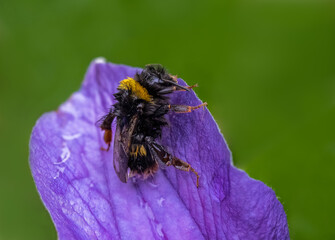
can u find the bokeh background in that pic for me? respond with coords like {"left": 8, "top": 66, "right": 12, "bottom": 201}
{"left": 0, "top": 0, "right": 334, "bottom": 239}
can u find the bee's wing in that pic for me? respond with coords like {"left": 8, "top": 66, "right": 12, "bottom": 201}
{"left": 146, "top": 142, "right": 168, "bottom": 169}
{"left": 113, "top": 124, "right": 129, "bottom": 183}
{"left": 113, "top": 115, "right": 138, "bottom": 183}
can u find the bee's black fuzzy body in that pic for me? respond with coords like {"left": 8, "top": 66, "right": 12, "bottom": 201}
{"left": 100, "top": 64, "right": 204, "bottom": 187}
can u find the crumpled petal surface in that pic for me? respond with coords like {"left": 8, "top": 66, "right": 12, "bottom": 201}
{"left": 29, "top": 59, "right": 289, "bottom": 240}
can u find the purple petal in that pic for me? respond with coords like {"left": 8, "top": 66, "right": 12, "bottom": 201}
{"left": 30, "top": 58, "right": 289, "bottom": 240}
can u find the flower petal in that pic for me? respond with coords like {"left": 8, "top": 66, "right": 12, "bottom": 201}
{"left": 30, "top": 59, "right": 289, "bottom": 240}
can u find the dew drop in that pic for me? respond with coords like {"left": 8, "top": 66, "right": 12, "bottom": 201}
{"left": 62, "top": 133, "right": 82, "bottom": 141}
{"left": 145, "top": 203, "right": 154, "bottom": 220}
{"left": 54, "top": 143, "right": 70, "bottom": 165}
{"left": 53, "top": 172, "right": 60, "bottom": 179}
{"left": 156, "top": 223, "right": 164, "bottom": 238}
{"left": 157, "top": 197, "right": 165, "bottom": 207}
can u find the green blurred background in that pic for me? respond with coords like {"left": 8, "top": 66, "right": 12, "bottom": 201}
{"left": 0, "top": 0, "right": 334, "bottom": 239}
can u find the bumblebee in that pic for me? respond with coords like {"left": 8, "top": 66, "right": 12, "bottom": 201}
{"left": 99, "top": 64, "right": 207, "bottom": 187}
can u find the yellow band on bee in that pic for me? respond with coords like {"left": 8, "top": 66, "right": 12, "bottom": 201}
{"left": 118, "top": 77, "right": 152, "bottom": 102}
{"left": 130, "top": 144, "right": 147, "bottom": 157}
{"left": 139, "top": 145, "right": 146, "bottom": 156}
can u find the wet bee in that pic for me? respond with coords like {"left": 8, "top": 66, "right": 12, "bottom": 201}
{"left": 99, "top": 64, "right": 207, "bottom": 187}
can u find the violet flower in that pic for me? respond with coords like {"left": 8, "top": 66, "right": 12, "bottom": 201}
{"left": 29, "top": 58, "right": 289, "bottom": 240}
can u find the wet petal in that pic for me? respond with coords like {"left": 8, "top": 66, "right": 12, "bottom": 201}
{"left": 30, "top": 58, "right": 289, "bottom": 240}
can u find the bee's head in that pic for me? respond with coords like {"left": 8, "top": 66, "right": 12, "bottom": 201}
{"left": 137, "top": 64, "right": 189, "bottom": 93}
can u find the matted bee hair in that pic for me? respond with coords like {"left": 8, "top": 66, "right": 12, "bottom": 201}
{"left": 99, "top": 64, "right": 206, "bottom": 187}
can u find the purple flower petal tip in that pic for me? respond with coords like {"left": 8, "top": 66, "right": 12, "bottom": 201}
{"left": 29, "top": 59, "right": 290, "bottom": 240}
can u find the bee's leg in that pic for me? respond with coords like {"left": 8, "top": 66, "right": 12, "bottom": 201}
{"left": 101, "top": 130, "right": 112, "bottom": 151}
{"left": 168, "top": 74, "right": 198, "bottom": 91}
{"left": 175, "top": 84, "right": 198, "bottom": 91}
{"left": 166, "top": 155, "right": 199, "bottom": 188}
{"left": 157, "top": 84, "right": 198, "bottom": 95}
{"left": 168, "top": 102, "right": 207, "bottom": 113}
{"left": 100, "top": 112, "right": 115, "bottom": 151}
{"left": 147, "top": 139, "right": 199, "bottom": 187}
